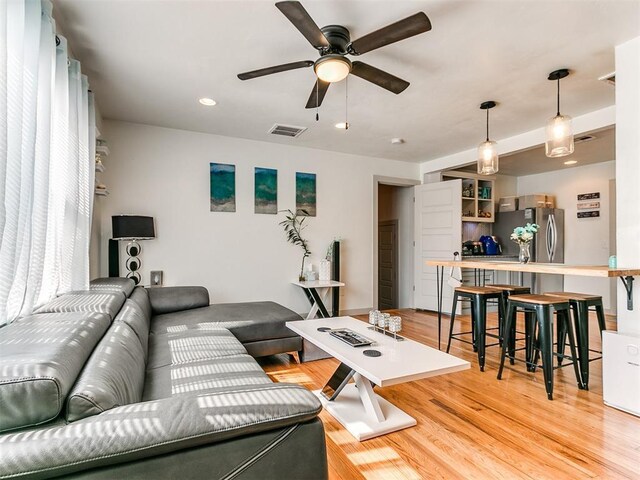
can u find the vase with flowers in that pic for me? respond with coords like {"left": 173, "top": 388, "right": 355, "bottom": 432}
{"left": 510, "top": 223, "right": 539, "bottom": 263}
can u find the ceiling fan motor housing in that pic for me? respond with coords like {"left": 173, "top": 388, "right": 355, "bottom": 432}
{"left": 320, "top": 25, "right": 351, "bottom": 54}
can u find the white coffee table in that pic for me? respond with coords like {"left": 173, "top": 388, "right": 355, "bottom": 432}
{"left": 286, "top": 316, "right": 470, "bottom": 441}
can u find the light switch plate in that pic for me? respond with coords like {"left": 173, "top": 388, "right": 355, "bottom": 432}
{"left": 150, "top": 270, "right": 163, "bottom": 286}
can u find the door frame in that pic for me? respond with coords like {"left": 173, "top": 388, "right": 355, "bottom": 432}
{"left": 372, "top": 176, "right": 420, "bottom": 311}
{"left": 378, "top": 219, "right": 399, "bottom": 310}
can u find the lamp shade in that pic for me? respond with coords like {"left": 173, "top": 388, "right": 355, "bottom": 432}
{"left": 545, "top": 114, "right": 574, "bottom": 157}
{"left": 314, "top": 55, "right": 351, "bottom": 83}
{"left": 112, "top": 215, "right": 155, "bottom": 240}
{"left": 477, "top": 140, "right": 499, "bottom": 175}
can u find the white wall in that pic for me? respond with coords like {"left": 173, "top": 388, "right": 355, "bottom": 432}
{"left": 98, "top": 121, "right": 419, "bottom": 315}
{"left": 615, "top": 37, "right": 640, "bottom": 334}
{"left": 517, "top": 161, "right": 615, "bottom": 310}
{"left": 378, "top": 185, "right": 414, "bottom": 308}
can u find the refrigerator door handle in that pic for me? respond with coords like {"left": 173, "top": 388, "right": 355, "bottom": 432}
{"left": 548, "top": 214, "right": 557, "bottom": 262}
{"left": 546, "top": 215, "right": 553, "bottom": 261}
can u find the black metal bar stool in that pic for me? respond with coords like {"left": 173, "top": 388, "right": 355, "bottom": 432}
{"left": 497, "top": 294, "right": 583, "bottom": 400}
{"left": 545, "top": 292, "right": 606, "bottom": 390}
{"left": 486, "top": 284, "right": 533, "bottom": 366}
{"left": 447, "top": 286, "right": 504, "bottom": 371}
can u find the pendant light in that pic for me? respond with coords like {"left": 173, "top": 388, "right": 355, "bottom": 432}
{"left": 477, "top": 101, "right": 499, "bottom": 175}
{"left": 545, "top": 69, "right": 574, "bottom": 158}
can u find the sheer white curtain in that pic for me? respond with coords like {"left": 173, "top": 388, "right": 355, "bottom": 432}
{"left": 0, "top": 0, "right": 95, "bottom": 325}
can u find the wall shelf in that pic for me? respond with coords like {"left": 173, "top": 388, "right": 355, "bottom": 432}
{"left": 96, "top": 144, "right": 110, "bottom": 156}
{"left": 442, "top": 171, "right": 495, "bottom": 223}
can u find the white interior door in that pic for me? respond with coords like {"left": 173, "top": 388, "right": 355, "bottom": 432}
{"left": 414, "top": 180, "right": 462, "bottom": 313}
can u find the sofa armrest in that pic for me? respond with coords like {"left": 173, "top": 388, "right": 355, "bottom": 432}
{"left": 147, "top": 286, "right": 210, "bottom": 315}
{"left": 0, "top": 384, "right": 322, "bottom": 479}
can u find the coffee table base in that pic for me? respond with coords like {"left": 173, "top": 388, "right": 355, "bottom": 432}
{"left": 314, "top": 384, "right": 417, "bottom": 441}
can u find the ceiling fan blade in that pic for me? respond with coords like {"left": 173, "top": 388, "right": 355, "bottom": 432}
{"left": 350, "top": 61, "right": 409, "bottom": 94}
{"left": 276, "top": 1, "right": 330, "bottom": 49}
{"left": 238, "top": 60, "right": 314, "bottom": 80}
{"left": 305, "top": 79, "right": 330, "bottom": 109}
{"left": 349, "top": 12, "right": 432, "bottom": 55}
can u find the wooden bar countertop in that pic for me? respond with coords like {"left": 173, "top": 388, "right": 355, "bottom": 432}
{"left": 426, "top": 259, "right": 640, "bottom": 278}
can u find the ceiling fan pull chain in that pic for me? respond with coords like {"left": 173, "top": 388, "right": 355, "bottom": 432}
{"left": 345, "top": 76, "right": 349, "bottom": 130}
{"left": 315, "top": 79, "right": 320, "bottom": 121}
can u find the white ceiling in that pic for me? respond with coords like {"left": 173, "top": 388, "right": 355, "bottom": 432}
{"left": 454, "top": 126, "right": 616, "bottom": 176}
{"left": 54, "top": 0, "right": 640, "bottom": 163}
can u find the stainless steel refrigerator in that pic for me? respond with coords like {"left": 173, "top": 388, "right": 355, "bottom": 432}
{"left": 493, "top": 208, "right": 565, "bottom": 293}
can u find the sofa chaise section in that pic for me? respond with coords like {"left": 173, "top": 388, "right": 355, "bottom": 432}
{"left": 150, "top": 295, "right": 304, "bottom": 358}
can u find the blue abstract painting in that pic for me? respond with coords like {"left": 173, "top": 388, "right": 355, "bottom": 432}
{"left": 296, "top": 172, "right": 316, "bottom": 217}
{"left": 255, "top": 167, "right": 278, "bottom": 214}
{"left": 210, "top": 163, "right": 236, "bottom": 212}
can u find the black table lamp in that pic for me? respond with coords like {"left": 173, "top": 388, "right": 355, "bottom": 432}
{"left": 112, "top": 215, "right": 155, "bottom": 285}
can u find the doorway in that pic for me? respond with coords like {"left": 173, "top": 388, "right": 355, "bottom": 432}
{"left": 378, "top": 220, "right": 398, "bottom": 310}
{"left": 376, "top": 182, "right": 417, "bottom": 310}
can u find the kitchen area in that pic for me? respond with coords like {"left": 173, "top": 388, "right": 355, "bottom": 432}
{"left": 440, "top": 126, "right": 616, "bottom": 315}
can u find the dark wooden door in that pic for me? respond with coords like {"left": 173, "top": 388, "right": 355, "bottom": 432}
{"left": 378, "top": 220, "right": 398, "bottom": 310}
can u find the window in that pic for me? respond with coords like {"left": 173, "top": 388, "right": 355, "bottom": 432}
{"left": 0, "top": 0, "right": 96, "bottom": 324}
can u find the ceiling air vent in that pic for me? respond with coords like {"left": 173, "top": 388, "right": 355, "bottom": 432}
{"left": 268, "top": 124, "right": 307, "bottom": 138}
{"left": 575, "top": 134, "right": 596, "bottom": 144}
{"left": 598, "top": 71, "right": 615, "bottom": 86}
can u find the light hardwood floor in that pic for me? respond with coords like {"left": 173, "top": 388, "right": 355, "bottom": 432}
{"left": 258, "top": 310, "right": 640, "bottom": 480}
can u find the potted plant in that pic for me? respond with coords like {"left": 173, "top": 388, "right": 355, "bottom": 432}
{"left": 510, "top": 223, "right": 539, "bottom": 263}
{"left": 279, "top": 209, "right": 311, "bottom": 281}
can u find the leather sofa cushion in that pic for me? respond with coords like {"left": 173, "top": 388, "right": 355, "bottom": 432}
{"left": 35, "top": 291, "right": 125, "bottom": 321}
{"left": 0, "top": 312, "right": 111, "bottom": 432}
{"left": 0, "top": 384, "right": 322, "bottom": 479}
{"left": 151, "top": 301, "right": 302, "bottom": 343}
{"left": 130, "top": 286, "right": 152, "bottom": 320}
{"left": 142, "top": 354, "right": 272, "bottom": 400}
{"left": 114, "top": 289, "right": 152, "bottom": 358}
{"left": 147, "top": 328, "right": 247, "bottom": 370}
{"left": 90, "top": 277, "right": 135, "bottom": 297}
{"left": 147, "top": 286, "right": 210, "bottom": 315}
{"left": 66, "top": 322, "right": 146, "bottom": 422}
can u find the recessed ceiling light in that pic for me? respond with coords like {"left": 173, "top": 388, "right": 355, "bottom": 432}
{"left": 391, "top": 138, "right": 405, "bottom": 145}
{"left": 335, "top": 122, "right": 349, "bottom": 129}
{"left": 564, "top": 160, "right": 578, "bottom": 165}
{"left": 198, "top": 97, "right": 217, "bottom": 106}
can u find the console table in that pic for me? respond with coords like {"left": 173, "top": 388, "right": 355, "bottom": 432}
{"left": 292, "top": 280, "right": 345, "bottom": 319}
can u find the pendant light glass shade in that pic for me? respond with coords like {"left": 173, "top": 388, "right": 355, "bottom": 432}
{"left": 477, "top": 101, "right": 499, "bottom": 175}
{"left": 545, "top": 113, "right": 574, "bottom": 157}
{"left": 546, "top": 69, "right": 574, "bottom": 158}
{"left": 477, "top": 140, "right": 499, "bottom": 175}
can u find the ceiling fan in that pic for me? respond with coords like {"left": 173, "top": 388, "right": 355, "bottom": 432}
{"left": 237, "top": 1, "right": 432, "bottom": 109}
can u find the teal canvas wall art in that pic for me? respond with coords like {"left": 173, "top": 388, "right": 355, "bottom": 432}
{"left": 296, "top": 172, "right": 316, "bottom": 216}
{"left": 210, "top": 163, "right": 236, "bottom": 212}
{"left": 255, "top": 167, "right": 277, "bottom": 214}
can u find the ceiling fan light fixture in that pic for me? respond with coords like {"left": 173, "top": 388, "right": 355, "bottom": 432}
{"left": 545, "top": 68, "right": 574, "bottom": 158}
{"left": 314, "top": 55, "right": 351, "bottom": 83}
{"left": 477, "top": 101, "right": 499, "bottom": 175}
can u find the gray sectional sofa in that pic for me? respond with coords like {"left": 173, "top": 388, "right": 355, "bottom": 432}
{"left": 0, "top": 278, "right": 327, "bottom": 479}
